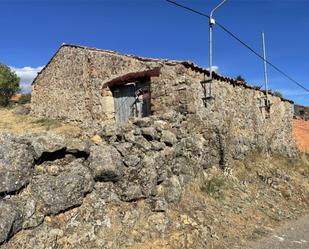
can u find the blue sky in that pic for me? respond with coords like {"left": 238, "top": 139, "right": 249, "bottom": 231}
{"left": 1, "top": 0, "right": 308, "bottom": 105}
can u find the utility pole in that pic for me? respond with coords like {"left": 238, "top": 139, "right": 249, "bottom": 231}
{"left": 209, "top": 0, "right": 227, "bottom": 97}
{"left": 261, "top": 32, "right": 269, "bottom": 105}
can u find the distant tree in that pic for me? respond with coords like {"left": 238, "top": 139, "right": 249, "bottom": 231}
{"left": 18, "top": 93, "right": 31, "bottom": 105}
{"left": 273, "top": 91, "right": 283, "bottom": 98}
{"left": 235, "top": 75, "right": 246, "bottom": 82}
{"left": 0, "top": 63, "right": 20, "bottom": 106}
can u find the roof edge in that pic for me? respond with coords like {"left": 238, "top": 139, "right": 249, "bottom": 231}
{"left": 32, "top": 43, "right": 294, "bottom": 104}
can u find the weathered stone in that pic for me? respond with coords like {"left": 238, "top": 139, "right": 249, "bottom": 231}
{"left": 150, "top": 141, "right": 166, "bottom": 151}
{"left": 163, "top": 175, "right": 182, "bottom": 203}
{"left": 121, "top": 184, "right": 144, "bottom": 202}
{"left": 0, "top": 134, "right": 34, "bottom": 194}
{"left": 30, "top": 44, "right": 297, "bottom": 158}
{"left": 30, "top": 160, "right": 94, "bottom": 215}
{"left": 141, "top": 127, "right": 159, "bottom": 141}
{"left": 123, "top": 154, "right": 140, "bottom": 167}
{"left": 21, "top": 198, "right": 44, "bottom": 229}
{"left": 139, "top": 157, "right": 158, "bottom": 197}
{"left": 114, "top": 142, "right": 132, "bottom": 157}
{"left": 28, "top": 133, "right": 65, "bottom": 159}
{"left": 133, "top": 117, "right": 153, "bottom": 128}
{"left": 153, "top": 120, "right": 169, "bottom": 132}
{"left": 0, "top": 201, "right": 23, "bottom": 244}
{"left": 133, "top": 136, "right": 152, "bottom": 151}
{"left": 66, "top": 138, "right": 91, "bottom": 154}
{"left": 160, "top": 130, "right": 177, "bottom": 146}
{"left": 124, "top": 132, "right": 136, "bottom": 144}
{"left": 151, "top": 198, "right": 168, "bottom": 212}
{"left": 88, "top": 145, "right": 123, "bottom": 181}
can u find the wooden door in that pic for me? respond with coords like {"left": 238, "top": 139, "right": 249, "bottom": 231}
{"left": 112, "top": 84, "right": 136, "bottom": 124}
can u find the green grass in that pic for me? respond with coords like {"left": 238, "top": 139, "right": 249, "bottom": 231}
{"left": 200, "top": 176, "right": 226, "bottom": 199}
{"left": 33, "top": 118, "right": 61, "bottom": 130}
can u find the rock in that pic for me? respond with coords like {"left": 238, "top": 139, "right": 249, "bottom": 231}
{"left": 121, "top": 184, "right": 144, "bottom": 202}
{"left": 0, "top": 201, "right": 23, "bottom": 244}
{"left": 132, "top": 117, "right": 153, "bottom": 127}
{"left": 150, "top": 141, "right": 166, "bottom": 151}
{"left": 153, "top": 120, "right": 169, "bottom": 132}
{"left": 101, "top": 123, "right": 118, "bottom": 137}
{"left": 123, "top": 154, "right": 140, "bottom": 167}
{"left": 0, "top": 134, "right": 34, "bottom": 194}
{"left": 114, "top": 142, "right": 132, "bottom": 157}
{"left": 66, "top": 138, "right": 91, "bottom": 154}
{"left": 139, "top": 157, "right": 158, "bottom": 197}
{"left": 21, "top": 198, "right": 44, "bottom": 229}
{"left": 133, "top": 136, "right": 152, "bottom": 151}
{"left": 90, "top": 135, "right": 103, "bottom": 145}
{"left": 151, "top": 198, "right": 168, "bottom": 212}
{"left": 30, "top": 160, "right": 94, "bottom": 215}
{"left": 124, "top": 131, "right": 136, "bottom": 144}
{"left": 28, "top": 133, "right": 65, "bottom": 159}
{"left": 163, "top": 175, "right": 182, "bottom": 203}
{"left": 88, "top": 145, "right": 123, "bottom": 181}
{"left": 160, "top": 130, "right": 177, "bottom": 146}
{"left": 141, "top": 127, "right": 159, "bottom": 141}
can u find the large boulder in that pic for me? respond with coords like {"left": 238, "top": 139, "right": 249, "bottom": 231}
{"left": 88, "top": 145, "right": 124, "bottom": 182}
{"left": 30, "top": 160, "right": 94, "bottom": 215}
{"left": 0, "top": 134, "right": 34, "bottom": 194}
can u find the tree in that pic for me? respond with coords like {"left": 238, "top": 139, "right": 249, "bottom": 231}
{"left": 0, "top": 63, "right": 20, "bottom": 106}
{"left": 235, "top": 75, "right": 246, "bottom": 82}
{"left": 18, "top": 93, "right": 31, "bottom": 105}
{"left": 273, "top": 91, "right": 283, "bottom": 98}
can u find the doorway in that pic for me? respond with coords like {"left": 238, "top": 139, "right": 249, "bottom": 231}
{"left": 112, "top": 81, "right": 150, "bottom": 124}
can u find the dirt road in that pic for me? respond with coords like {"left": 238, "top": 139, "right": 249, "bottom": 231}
{"left": 241, "top": 214, "right": 309, "bottom": 249}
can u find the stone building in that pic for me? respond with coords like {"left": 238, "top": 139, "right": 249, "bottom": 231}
{"left": 31, "top": 44, "right": 297, "bottom": 157}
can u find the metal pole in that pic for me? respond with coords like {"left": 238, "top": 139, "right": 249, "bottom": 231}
{"left": 209, "top": 19, "right": 213, "bottom": 96}
{"left": 209, "top": 0, "right": 227, "bottom": 97}
{"left": 262, "top": 32, "right": 268, "bottom": 103}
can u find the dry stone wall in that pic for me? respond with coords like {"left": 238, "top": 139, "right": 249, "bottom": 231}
{"left": 31, "top": 45, "right": 159, "bottom": 128}
{"left": 31, "top": 45, "right": 297, "bottom": 158}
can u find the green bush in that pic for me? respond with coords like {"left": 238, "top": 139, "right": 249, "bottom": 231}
{"left": 19, "top": 93, "right": 31, "bottom": 104}
{"left": 0, "top": 63, "right": 20, "bottom": 107}
{"left": 200, "top": 176, "right": 225, "bottom": 198}
{"left": 273, "top": 91, "right": 283, "bottom": 98}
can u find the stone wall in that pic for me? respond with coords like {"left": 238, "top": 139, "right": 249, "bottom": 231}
{"left": 31, "top": 45, "right": 155, "bottom": 128}
{"left": 31, "top": 44, "right": 297, "bottom": 158}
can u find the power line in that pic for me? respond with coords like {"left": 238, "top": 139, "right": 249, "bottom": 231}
{"left": 166, "top": 0, "right": 309, "bottom": 93}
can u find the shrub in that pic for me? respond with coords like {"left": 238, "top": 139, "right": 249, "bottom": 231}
{"left": 0, "top": 63, "right": 20, "bottom": 107}
{"left": 273, "top": 91, "right": 283, "bottom": 98}
{"left": 19, "top": 93, "right": 31, "bottom": 104}
{"left": 200, "top": 176, "right": 225, "bottom": 198}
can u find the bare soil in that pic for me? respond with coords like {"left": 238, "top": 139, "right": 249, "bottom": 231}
{"left": 293, "top": 119, "right": 309, "bottom": 153}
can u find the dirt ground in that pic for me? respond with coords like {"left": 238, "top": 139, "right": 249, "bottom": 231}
{"left": 293, "top": 119, "right": 309, "bottom": 153}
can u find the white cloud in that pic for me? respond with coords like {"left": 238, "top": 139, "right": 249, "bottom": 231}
{"left": 10, "top": 66, "right": 44, "bottom": 93}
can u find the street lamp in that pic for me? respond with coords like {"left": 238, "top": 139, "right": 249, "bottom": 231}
{"left": 209, "top": 0, "right": 227, "bottom": 96}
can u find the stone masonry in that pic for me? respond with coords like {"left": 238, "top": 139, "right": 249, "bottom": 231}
{"left": 31, "top": 44, "right": 297, "bottom": 158}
